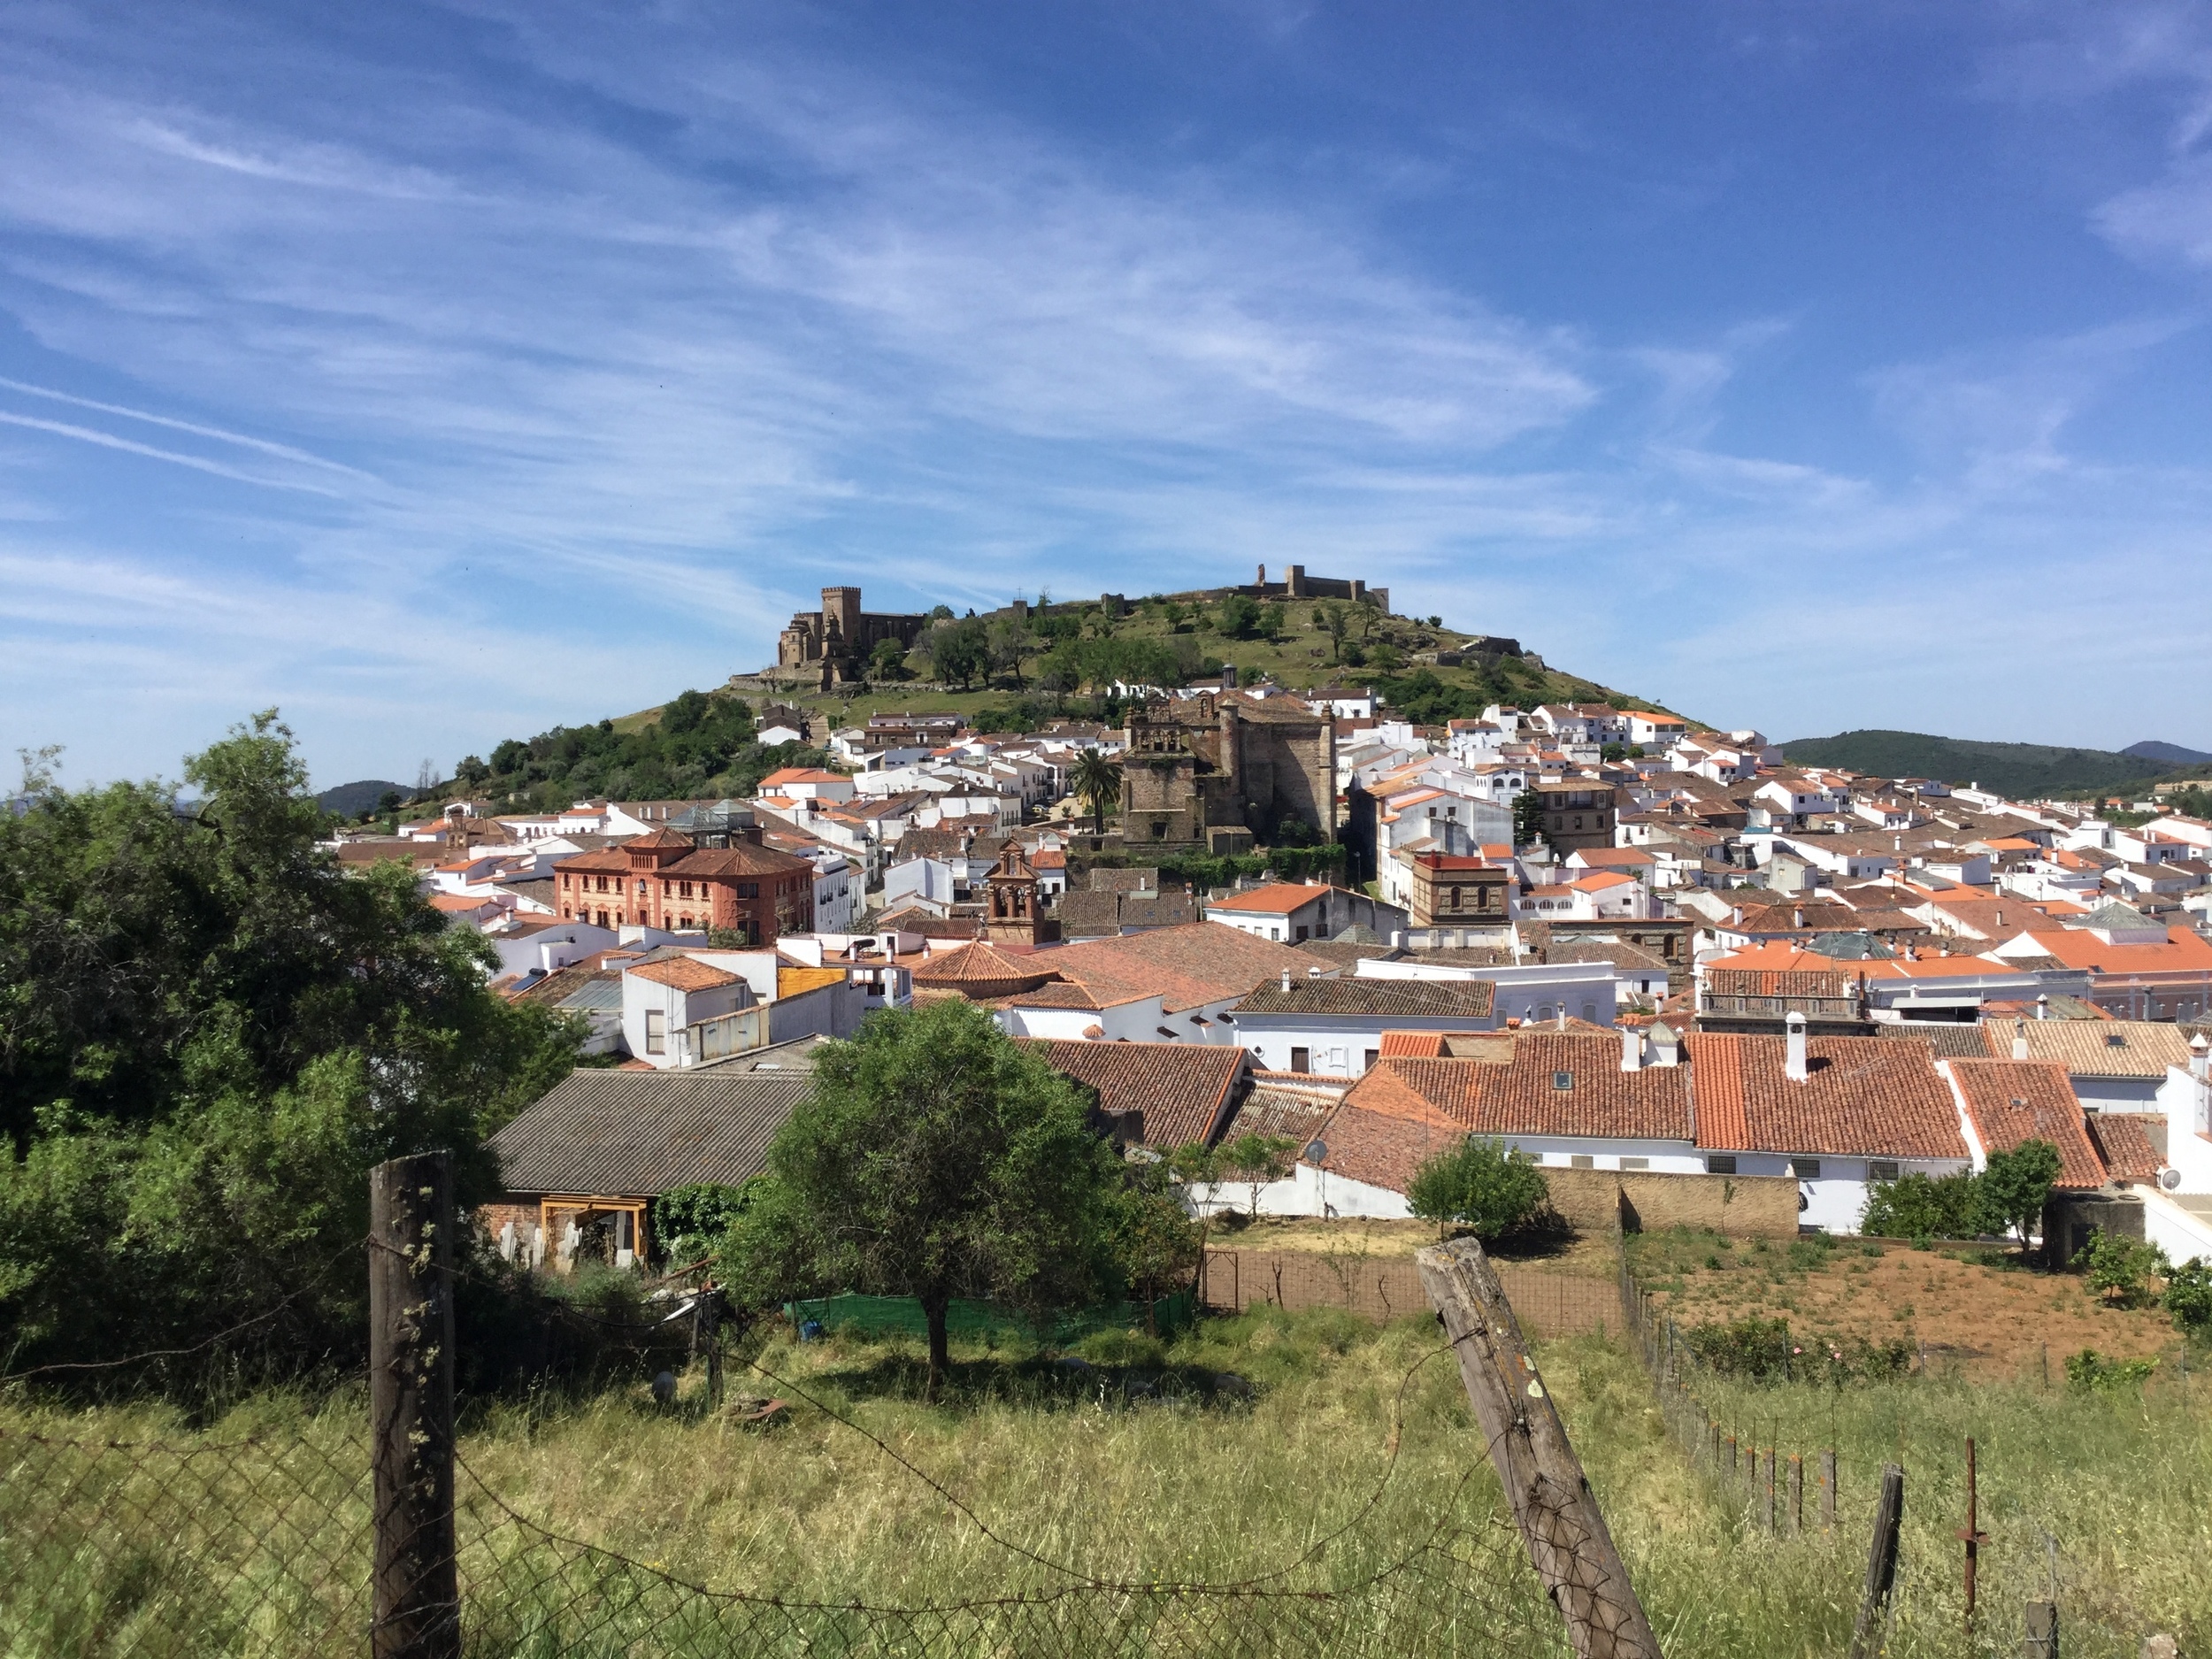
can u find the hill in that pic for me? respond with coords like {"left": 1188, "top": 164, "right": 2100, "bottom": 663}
{"left": 314, "top": 779, "right": 411, "bottom": 818}
{"left": 1778, "top": 730, "right": 2184, "bottom": 797}
{"left": 725, "top": 585, "right": 1689, "bottom": 736}
{"left": 2124, "top": 740, "right": 2212, "bottom": 766}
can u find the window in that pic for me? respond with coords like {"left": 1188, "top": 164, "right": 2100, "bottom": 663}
{"left": 2106, "top": 1033, "right": 2127, "bottom": 1048}
{"left": 1553, "top": 1071, "right": 1573, "bottom": 1090}
{"left": 1705, "top": 1156, "right": 1736, "bottom": 1175}
{"left": 1290, "top": 1047, "right": 1310, "bottom": 1073}
{"left": 1789, "top": 1157, "right": 1822, "bottom": 1179}
{"left": 644, "top": 1010, "right": 665, "bottom": 1056}
{"left": 1363, "top": 1048, "right": 1379, "bottom": 1071}
{"left": 737, "top": 882, "right": 759, "bottom": 899}
{"left": 560, "top": 873, "right": 570, "bottom": 888}
{"left": 1620, "top": 1157, "right": 1649, "bottom": 1171}
{"left": 1868, "top": 1161, "right": 1900, "bottom": 1182}
{"left": 1582, "top": 1002, "right": 1598, "bottom": 1023}
{"left": 1570, "top": 1155, "right": 1595, "bottom": 1170}
{"left": 1295, "top": 925, "right": 1310, "bottom": 941}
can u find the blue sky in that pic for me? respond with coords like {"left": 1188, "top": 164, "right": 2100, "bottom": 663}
{"left": 4, "top": 1, "right": 2210, "bottom": 787}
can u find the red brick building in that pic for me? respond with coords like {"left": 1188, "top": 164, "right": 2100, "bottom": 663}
{"left": 555, "top": 826, "right": 813, "bottom": 943}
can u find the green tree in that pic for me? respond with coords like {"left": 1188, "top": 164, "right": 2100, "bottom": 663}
{"left": 652, "top": 1181, "right": 759, "bottom": 1265}
{"left": 1259, "top": 603, "right": 1287, "bottom": 643}
{"left": 1071, "top": 749, "right": 1125, "bottom": 834}
{"left": 720, "top": 1000, "right": 1137, "bottom": 1394}
{"left": 987, "top": 615, "right": 1037, "bottom": 687}
{"left": 1315, "top": 604, "right": 1348, "bottom": 664}
{"left": 1406, "top": 1137, "right": 1548, "bottom": 1240}
{"left": 2168, "top": 1257, "right": 2212, "bottom": 1336}
{"left": 0, "top": 714, "right": 583, "bottom": 1376}
{"left": 869, "top": 637, "right": 910, "bottom": 680}
{"left": 1981, "top": 1139, "right": 2063, "bottom": 1248}
{"left": 921, "top": 617, "right": 990, "bottom": 688}
{"left": 2074, "top": 1229, "right": 2169, "bottom": 1309}
{"left": 1217, "top": 1132, "right": 1297, "bottom": 1217}
{"left": 1217, "top": 593, "right": 1263, "bottom": 639}
{"left": 1512, "top": 787, "right": 1547, "bottom": 852}
{"left": 1861, "top": 1169, "right": 1984, "bottom": 1240}
{"left": 1356, "top": 590, "right": 1382, "bottom": 639}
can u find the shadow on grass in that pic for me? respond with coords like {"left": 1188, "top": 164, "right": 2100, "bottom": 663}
{"left": 802, "top": 1349, "right": 1259, "bottom": 1414}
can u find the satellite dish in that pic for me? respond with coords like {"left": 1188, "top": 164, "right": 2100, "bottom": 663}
{"left": 2161, "top": 1167, "right": 2185, "bottom": 1193}
{"left": 1304, "top": 1140, "right": 1329, "bottom": 1164}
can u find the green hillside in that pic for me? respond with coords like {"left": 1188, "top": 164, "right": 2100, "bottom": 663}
{"left": 728, "top": 586, "right": 1687, "bottom": 734}
{"left": 1779, "top": 729, "right": 2191, "bottom": 798}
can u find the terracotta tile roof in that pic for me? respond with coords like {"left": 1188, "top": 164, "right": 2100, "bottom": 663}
{"left": 1309, "top": 1095, "right": 1466, "bottom": 1194}
{"left": 626, "top": 827, "right": 695, "bottom": 850}
{"left": 1341, "top": 1033, "right": 1693, "bottom": 1141}
{"left": 1041, "top": 924, "right": 1338, "bottom": 1015}
{"left": 1000, "top": 979, "right": 1146, "bottom": 1010}
{"left": 627, "top": 957, "right": 742, "bottom": 992}
{"left": 668, "top": 843, "right": 816, "bottom": 879}
{"left": 1379, "top": 1031, "right": 1448, "bottom": 1057}
{"left": 1024, "top": 1040, "right": 1248, "bottom": 1148}
{"left": 873, "top": 906, "right": 986, "bottom": 939}
{"left": 1944, "top": 1059, "right": 2104, "bottom": 1189}
{"left": 2005, "top": 927, "right": 2212, "bottom": 972}
{"left": 2086, "top": 1114, "right": 2164, "bottom": 1184}
{"left": 1206, "top": 882, "right": 1332, "bottom": 916}
{"left": 1984, "top": 1018, "right": 2193, "bottom": 1079}
{"left": 1704, "top": 967, "right": 1856, "bottom": 998}
{"left": 1234, "top": 978, "right": 1497, "bottom": 1020}
{"left": 1874, "top": 1023, "right": 1993, "bottom": 1060}
{"left": 510, "top": 964, "right": 611, "bottom": 1006}
{"left": 1685, "top": 1034, "right": 1969, "bottom": 1159}
{"left": 429, "top": 893, "right": 499, "bottom": 913}
{"left": 910, "top": 941, "right": 1059, "bottom": 999}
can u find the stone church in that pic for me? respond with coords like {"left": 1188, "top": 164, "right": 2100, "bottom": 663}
{"left": 775, "top": 586, "right": 931, "bottom": 688}
{"left": 1119, "top": 694, "right": 1335, "bottom": 855}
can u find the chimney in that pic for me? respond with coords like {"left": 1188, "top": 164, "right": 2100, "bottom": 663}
{"left": 2036, "top": 994, "right": 2049, "bottom": 1021}
{"left": 2012, "top": 1019, "right": 2029, "bottom": 1062}
{"left": 1622, "top": 1024, "right": 1642, "bottom": 1072}
{"left": 1280, "top": 968, "right": 1292, "bottom": 993}
{"left": 1556, "top": 1004, "right": 1567, "bottom": 1031}
{"left": 1731, "top": 905, "right": 1743, "bottom": 926}
{"left": 1793, "top": 906, "right": 1804, "bottom": 929}
{"left": 1650, "top": 1024, "right": 1679, "bottom": 1067}
{"left": 1785, "top": 1011, "right": 1809, "bottom": 1083}
{"left": 2193, "top": 1033, "right": 2210, "bottom": 1083}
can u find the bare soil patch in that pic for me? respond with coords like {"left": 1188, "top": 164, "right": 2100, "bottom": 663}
{"left": 1206, "top": 1216, "right": 1618, "bottom": 1278}
{"left": 1632, "top": 1232, "right": 2177, "bottom": 1380}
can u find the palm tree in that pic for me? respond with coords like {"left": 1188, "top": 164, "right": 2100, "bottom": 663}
{"left": 1071, "top": 749, "right": 1125, "bottom": 834}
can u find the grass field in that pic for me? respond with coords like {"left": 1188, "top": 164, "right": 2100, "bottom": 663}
{"left": 9, "top": 1296, "right": 2209, "bottom": 1656}
{"left": 1630, "top": 1228, "right": 2180, "bottom": 1381}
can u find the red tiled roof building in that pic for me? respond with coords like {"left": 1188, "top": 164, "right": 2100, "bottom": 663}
{"left": 555, "top": 826, "right": 813, "bottom": 942}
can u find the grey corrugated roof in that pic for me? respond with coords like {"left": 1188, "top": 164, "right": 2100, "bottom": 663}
{"left": 490, "top": 1069, "right": 809, "bottom": 1197}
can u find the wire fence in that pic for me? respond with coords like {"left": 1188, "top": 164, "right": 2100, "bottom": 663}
{"left": 0, "top": 1216, "right": 1590, "bottom": 1656}
{"left": 1198, "top": 1247, "right": 1620, "bottom": 1338}
{"left": 1615, "top": 1251, "right": 2191, "bottom": 1658}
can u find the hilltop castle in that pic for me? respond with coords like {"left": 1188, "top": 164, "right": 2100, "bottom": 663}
{"left": 775, "top": 587, "right": 930, "bottom": 689}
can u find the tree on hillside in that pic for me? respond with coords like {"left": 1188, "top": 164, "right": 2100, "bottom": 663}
{"left": 0, "top": 714, "right": 583, "bottom": 1377}
{"left": 1356, "top": 590, "right": 1382, "bottom": 639}
{"left": 1071, "top": 749, "right": 1125, "bottom": 834}
{"left": 986, "top": 615, "right": 1036, "bottom": 687}
{"left": 1217, "top": 593, "right": 1262, "bottom": 639}
{"left": 722, "top": 999, "right": 1173, "bottom": 1393}
{"left": 1315, "top": 604, "right": 1348, "bottom": 664}
{"left": 1981, "top": 1138, "right": 2063, "bottom": 1249}
{"left": 1407, "top": 1137, "right": 1548, "bottom": 1240}
{"left": 869, "top": 638, "right": 910, "bottom": 680}
{"left": 921, "top": 616, "right": 990, "bottom": 688}
{"left": 1259, "top": 603, "right": 1286, "bottom": 644}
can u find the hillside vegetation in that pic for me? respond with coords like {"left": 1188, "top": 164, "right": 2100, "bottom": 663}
{"left": 1780, "top": 728, "right": 2203, "bottom": 798}
{"left": 735, "top": 586, "right": 1688, "bottom": 735}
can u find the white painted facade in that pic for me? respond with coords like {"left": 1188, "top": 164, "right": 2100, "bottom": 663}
{"left": 1354, "top": 956, "right": 1624, "bottom": 1026}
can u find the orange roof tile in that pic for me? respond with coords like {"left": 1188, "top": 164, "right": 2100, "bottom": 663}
{"left": 1206, "top": 882, "right": 1332, "bottom": 916}
{"left": 628, "top": 957, "right": 742, "bottom": 992}
{"left": 1685, "top": 1033, "right": 1968, "bottom": 1159}
{"left": 1944, "top": 1059, "right": 2103, "bottom": 1189}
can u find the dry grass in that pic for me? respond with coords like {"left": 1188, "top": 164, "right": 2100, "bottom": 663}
{"left": 1632, "top": 1229, "right": 2177, "bottom": 1381}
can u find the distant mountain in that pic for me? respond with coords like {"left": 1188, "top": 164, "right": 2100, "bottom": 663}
{"left": 2123, "top": 740, "right": 2212, "bottom": 766}
{"left": 315, "top": 779, "right": 411, "bottom": 818}
{"left": 1778, "top": 730, "right": 2184, "bottom": 797}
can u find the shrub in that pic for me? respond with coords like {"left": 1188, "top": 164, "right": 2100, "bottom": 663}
{"left": 2167, "top": 1257, "right": 2212, "bottom": 1335}
{"left": 1861, "top": 1169, "right": 1985, "bottom": 1240}
{"left": 2074, "top": 1229, "right": 2170, "bottom": 1309}
{"left": 1406, "top": 1138, "right": 1548, "bottom": 1240}
{"left": 1681, "top": 1317, "right": 1913, "bottom": 1385}
{"left": 2066, "top": 1348, "right": 2158, "bottom": 1393}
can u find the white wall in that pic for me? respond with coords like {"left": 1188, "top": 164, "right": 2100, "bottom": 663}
{"left": 1188, "top": 1162, "right": 1412, "bottom": 1220}
{"left": 620, "top": 971, "right": 751, "bottom": 1068}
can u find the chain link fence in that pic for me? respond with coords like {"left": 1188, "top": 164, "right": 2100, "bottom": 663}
{"left": 1, "top": 1164, "right": 1600, "bottom": 1657}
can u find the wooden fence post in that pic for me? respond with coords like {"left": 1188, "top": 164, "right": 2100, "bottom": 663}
{"left": 1821, "top": 1450, "right": 1839, "bottom": 1531}
{"left": 1418, "top": 1238, "right": 1663, "bottom": 1659}
{"left": 1761, "top": 1448, "right": 1777, "bottom": 1533}
{"left": 1847, "top": 1464, "right": 1905, "bottom": 1659}
{"left": 1788, "top": 1454, "right": 1803, "bottom": 1535}
{"left": 370, "top": 1151, "right": 459, "bottom": 1659}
